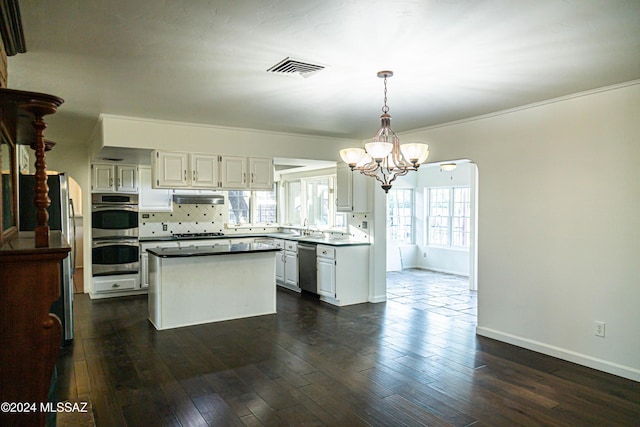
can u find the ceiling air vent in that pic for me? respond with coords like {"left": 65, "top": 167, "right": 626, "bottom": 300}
{"left": 267, "top": 57, "right": 325, "bottom": 77}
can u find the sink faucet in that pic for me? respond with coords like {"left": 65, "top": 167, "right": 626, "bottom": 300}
{"left": 303, "top": 218, "right": 309, "bottom": 235}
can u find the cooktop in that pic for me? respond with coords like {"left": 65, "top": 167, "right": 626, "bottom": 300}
{"left": 172, "top": 232, "right": 225, "bottom": 239}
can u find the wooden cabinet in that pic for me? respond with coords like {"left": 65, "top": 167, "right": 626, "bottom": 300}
{"left": 92, "top": 163, "right": 138, "bottom": 193}
{"left": 152, "top": 151, "right": 220, "bottom": 189}
{"left": 336, "top": 162, "right": 368, "bottom": 212}
{"left": 317, "top": 244, "right": 369, "bottom": 306}
{"left": 221, "top": 156, "right": 273, "bottom": 189}
{"left": 139, "top": 166, "right": 172, "bottom": 212}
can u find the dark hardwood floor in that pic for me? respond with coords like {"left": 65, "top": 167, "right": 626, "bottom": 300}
{"left": 56, "top": 282, "right": 640, "bottom": 426}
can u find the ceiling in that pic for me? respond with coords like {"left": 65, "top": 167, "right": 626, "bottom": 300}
{"left": 7, "top": 0, "right": 640, "bottom": 146}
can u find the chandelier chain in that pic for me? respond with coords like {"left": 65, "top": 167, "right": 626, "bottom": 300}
{"left": 382, "top": 76, "right": 389, "bottom": 114}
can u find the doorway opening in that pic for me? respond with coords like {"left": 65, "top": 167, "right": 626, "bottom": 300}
{"left": 385, "top": 162, "right": 478, "bottom": 321}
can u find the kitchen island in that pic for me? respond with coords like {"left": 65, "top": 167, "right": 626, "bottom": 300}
{"left": 147, "top": 243, "right": 280, "bottom": 330}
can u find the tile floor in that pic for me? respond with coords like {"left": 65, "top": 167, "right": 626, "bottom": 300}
{"left": 386, "top": 268, "right": 477, "bottom": 325}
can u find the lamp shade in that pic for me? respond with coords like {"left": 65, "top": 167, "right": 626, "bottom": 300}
{"left": 365, "top": 142, "right": 393, "bottom": 160}
{"left": 356, "top": 152, "right": 372, "bottom": 167}
{"left": 339, "top": 148, "right": 366, "bottom": 166}
{"left": 401, "top": 143, "right": 430, "bottom": 164}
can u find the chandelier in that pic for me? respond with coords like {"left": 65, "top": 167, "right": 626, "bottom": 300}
{"left": 339, "top": 71, "right": 430, "bottom": 193}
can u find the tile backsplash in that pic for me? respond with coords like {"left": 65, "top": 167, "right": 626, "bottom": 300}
{"left": 140, "top": 201, "right": 370, "bottom": 241}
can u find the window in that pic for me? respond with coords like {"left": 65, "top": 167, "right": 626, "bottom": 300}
{"left": 427, "top": 186, "right": 470, "bottom": 248}
{"left": 228, "top": 185, "right": 277, "bottom": 225}
{"left": 306, "top": 177, "right": 330, "bottom": 227}
{"left": 387, "top": 189, "right": 413, "bottom": 243}
{"left": 282, "top": 175, "right": 345, "bottom": 229}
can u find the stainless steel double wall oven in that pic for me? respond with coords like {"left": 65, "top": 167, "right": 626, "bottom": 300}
{"left": 91, "top": 193, "right": 139, "bottom": 276}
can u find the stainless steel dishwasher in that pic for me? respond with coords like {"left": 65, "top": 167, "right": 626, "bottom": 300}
{"left": 297, "top": 243, "right": 318, "bottom": 294}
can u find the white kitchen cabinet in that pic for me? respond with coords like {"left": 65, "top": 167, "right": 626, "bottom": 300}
{"left": 317, "top": 246, "right": 336, "bottom": 298}
{"left": 274, "top": 239, "right": 285, "bottom": 284}
{"left": 153, "top": 151, "right": 189, "bottom": 187}
{"left": 140, "top": 241, "right": 181, "bottom": 288}
{"left": 91, "top": 273, "right": 145, "bottom": 299}
{"left": 152, "top": 150, "right": 220, "bottom": 189}
{"left": 284, "top": 243, "right": 298, "bottom": 289}
{"left": 92, "top": 163, "right": 138, "bottom": 193}
{"left": 249, "top": 157, "right": 274, "bottom": 189}
{"left": 221, "top": 156, "right": 274, "bottom": 189}
{"left": 139, "top": 166, "right": 172, "bottom": 212}
{"left": 220, "top": 156, "right": 247, "bottom": 188}
{"left": 336, "top": 162, "right": 368, "bottom": 212}
{"left": 317, "top": 244, "right": 369, "bottom": 306}
{"left": 274, "top": 239, "right": 299, "bottom": 292}
{"left": 191, "top": 154, "right": 219, "bottom": 187}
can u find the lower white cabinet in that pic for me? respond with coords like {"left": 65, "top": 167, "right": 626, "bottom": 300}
{"left": 317, "top": 246, "right": 336, "bottom": 298}
{"left": 316, "top": 244, "right": 369, "bottom": 306}
{"left": 274, "top": 239, "right": 299, "bottom": 292}
{"left": 274, "top": 240, "right": 285, "bottom": 284}
{"left": 91, "top": 274, "right": 141, "bottom": 298}
{"left": 140, "top": 241, "right": 180, "bottom": 288}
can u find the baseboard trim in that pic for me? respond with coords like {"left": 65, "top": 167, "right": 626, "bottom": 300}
{"left": 476, "top": 326, "right": 640, "bottom": 382}
{"left": 369, "top": 294, "right": 387, "bottom": 303}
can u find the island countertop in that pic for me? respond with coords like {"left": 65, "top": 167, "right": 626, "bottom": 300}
{"left": 146, "top": 242, "right": 280, "bottom": 258}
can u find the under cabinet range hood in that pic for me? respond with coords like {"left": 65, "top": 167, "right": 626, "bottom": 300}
{"left": 172, "top": 194, "right": 224, "bottom": 205}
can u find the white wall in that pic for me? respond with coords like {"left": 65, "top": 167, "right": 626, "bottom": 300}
{"left": 96, "top": 114, "right": 359, "bottom": 161}
{"left": 399, "top": 82, "right": 640, "bottom": 381}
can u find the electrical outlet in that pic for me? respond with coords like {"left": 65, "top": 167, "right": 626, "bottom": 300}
{"left": 162, "top": 224, "right": 168, "bottom": 231}
{"left": 594, "top": 321, "right": 605, "bottom": 337}
{"left": 362, "top": 221, "right": 368, "bottom": 229}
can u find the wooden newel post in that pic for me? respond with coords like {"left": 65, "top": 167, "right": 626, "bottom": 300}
{"left": 19, "top": 97, "right": 63, "bottom": 247}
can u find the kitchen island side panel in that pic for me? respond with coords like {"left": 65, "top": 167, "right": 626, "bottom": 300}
{"left": 149, "top": 251, "right": 276, "bottom": 330}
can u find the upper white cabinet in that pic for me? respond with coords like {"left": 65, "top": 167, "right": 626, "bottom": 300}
{"left": 152, "top": 151, "right": 220, "bottom": 189}
{"left": 92, "top": 163, "right": 138, "bottom": 193}
{"left": 220, "top": 156, "right": 246, "bottom": 188}
{"left": 249, "top": 157, "right": 274, "bottom": 189}
{"left": 153, "top": 151, "right": 189, "bottom": 187}
{"left": 221, "top": 156, "right": 274, "bottom": 190}
{"left": 336, "top": 162, "right": 368, "bottom": 212}
{"left": 152, "top": 151, "right": 273, "bottom": 190}
{"left": 138, "top": 166, "right": 172, "bottom": 212}
{"left": 191, "top": 154, "right": 219, "bottom": 187}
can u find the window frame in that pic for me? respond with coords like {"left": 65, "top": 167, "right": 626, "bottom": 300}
{"left": 387, "top": 188, "right": 414, "bottom": 244}
{"left": 227, "top": 183, "right": 278, "bottom": 226}
{"left": 281, "top": 174, "right": 346, "bottom": 230}
{"left": 426, "top": 185, "right": 470, "bottom": 250}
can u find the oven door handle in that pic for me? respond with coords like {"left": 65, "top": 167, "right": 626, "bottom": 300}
{"left": 92, "top": 204, "right": 138, "bottom": 212}
{"left": 92, "top": 239, "right": 139, "bottom": 247}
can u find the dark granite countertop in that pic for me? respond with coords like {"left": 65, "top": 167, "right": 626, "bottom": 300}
{"left": 146, "top": 242, "right": 281, "bottom": 258}
{"left": 140, "top": 233, "right": 370, "bottom": 247}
